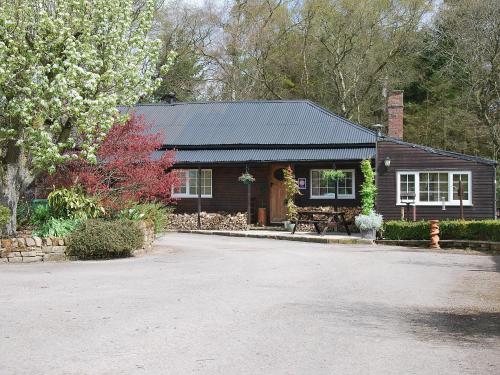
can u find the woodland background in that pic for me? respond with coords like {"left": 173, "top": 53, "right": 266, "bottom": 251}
{"left": 146, "top": 0, "right": 498, "bottom": 163}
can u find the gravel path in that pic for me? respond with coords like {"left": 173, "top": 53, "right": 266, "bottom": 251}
{"left": 1, "top": 233, "right": 499, "bottom": 374}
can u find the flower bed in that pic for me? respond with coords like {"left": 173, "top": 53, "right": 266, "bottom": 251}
{"left": 0, "top": 220, "right": 155, "bottom": 263}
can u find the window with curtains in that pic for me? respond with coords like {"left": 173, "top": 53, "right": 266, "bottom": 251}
{"left": 173, "top": 169, "right": 212, "bottom": 198}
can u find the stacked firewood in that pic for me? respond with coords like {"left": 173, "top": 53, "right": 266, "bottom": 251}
{"left": 294, "top": 206, "right": 361, "bottom": 233}
{"left": 168, "top": 212, "right": 247, "bottom": 231}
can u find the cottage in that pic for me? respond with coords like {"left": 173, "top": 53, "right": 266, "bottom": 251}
{"left": 124, "top": 91, "right": 497, "bottom": 223}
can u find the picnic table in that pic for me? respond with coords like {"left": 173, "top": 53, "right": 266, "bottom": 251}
{"left": 291, "top": 210, "right": 351, "bottom": 236}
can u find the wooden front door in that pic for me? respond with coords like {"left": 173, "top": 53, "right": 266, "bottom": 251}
{"left": 269, "top": 164, "right": 288, "bottom": 223}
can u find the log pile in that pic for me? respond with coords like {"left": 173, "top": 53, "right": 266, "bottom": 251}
{"left": 168, "top": 212, "right": 247, "bottom": 231}
{"left": 294, "top": 206, "right": 362, "bottom": 233}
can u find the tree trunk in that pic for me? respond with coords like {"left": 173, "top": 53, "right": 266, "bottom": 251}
{"left": 1, "top": 142, "right": 33, "bottom": 236}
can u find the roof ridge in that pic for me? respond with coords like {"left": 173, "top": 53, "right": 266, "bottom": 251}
{"left": 304, "top": 100, "right": 377, "bottom": 137}
{"left": 133, "top": 99, "right": 312, "bottom": 106}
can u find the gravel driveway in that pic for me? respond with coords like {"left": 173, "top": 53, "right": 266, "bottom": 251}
{"left": 1, "top": 233, "right": 499, "bottom": 374}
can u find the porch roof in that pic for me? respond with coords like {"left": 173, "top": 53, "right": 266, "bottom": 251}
{"left": 156, "top": 147, "right": 375, "bottom": 164}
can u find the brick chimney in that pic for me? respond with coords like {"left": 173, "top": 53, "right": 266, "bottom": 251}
{"left": 387, "top": 90, "right": 403, "bottom": 139}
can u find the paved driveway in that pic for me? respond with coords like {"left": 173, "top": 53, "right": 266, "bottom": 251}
{"left": 1, "top": 233, "right": 499, "bottom": 375}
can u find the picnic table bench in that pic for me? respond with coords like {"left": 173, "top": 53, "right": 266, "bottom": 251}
{"left": 291, "top": 210, "right": 351, "bottom": 236}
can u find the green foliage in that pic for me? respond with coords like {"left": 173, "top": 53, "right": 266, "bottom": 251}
{"left": 238, "top": 171, "right": 255, "bottom": 184}
{"left": 283, "top": 167, "right": 301, "bottom": 221}
{"left": 359, "top": 159, "right": 377, "bottom": 215}
{"left": 118, "top": 203, "right": 172, "bottom": 233}
{"left": 321, "top": 170, "right": 345, "bottom": 183}
{"left": 29, "top": 204, "right": 52, "bottom": 228}
{"left": 383, "top": 221, "right": 429, "bottom": 240}
{"left": 0, "top": 205, "right": 9, "bottom": 229}
{"left": 67, "top": 219, "right": 144, "bottom": 260}
{"left": 33, "top": 217, "right": 81, "bottom": 238}
{"left": 383, "top": 220, "right": 500, "bottom": 242}
{"left": 48, "top": 187, "right": 104, "bottom": 220}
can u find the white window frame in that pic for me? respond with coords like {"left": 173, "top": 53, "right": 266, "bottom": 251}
{"left": 396, "top": 171, "right": 472, "bottom": 206}
{"left": 172, "top": 169, "right": 212, "bottom": 198}
{"left": 310, "top": 169, "right": 356, "bottom": 200}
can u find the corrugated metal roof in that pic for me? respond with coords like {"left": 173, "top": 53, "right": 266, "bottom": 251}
{"left": 122, "top": 100, "right": 376, "bottom": 146}
{"left": 154, "top": 148, "right": 375, "bottom": 163}
{"left": 380, "top": 136, "right": 497, "bottom": 166}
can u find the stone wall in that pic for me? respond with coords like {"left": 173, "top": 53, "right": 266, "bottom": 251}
{"left": 0, "top": 237, "right": 68, "bottom": 263}
{"left": 0, "top": 220, "right": 156, "bottom": 263}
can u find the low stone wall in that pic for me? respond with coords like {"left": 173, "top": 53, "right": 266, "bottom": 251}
{"left": 168, "top": 212, "right": 247, "bottom": 231}
{"left": 0, "top": 237, "right": 68, "bottom": 263}
{"left": 1, "top": 220, "right": 156, "bottom": 263}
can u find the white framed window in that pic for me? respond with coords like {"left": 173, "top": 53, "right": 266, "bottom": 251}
{"left": 310, "top": 169, "right": 355, "bottom": 199}
{"left": 396, "top": 171, "right": 472, "bottom": 206}
{"left": 173, "top": 169, "right": 212, "bottom": 198}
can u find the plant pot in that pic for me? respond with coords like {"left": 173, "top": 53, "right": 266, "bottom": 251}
{"left": 257, "top": 208, "right": 267, "bottom": 227}
{"left": 283, "top": 221, "right": 295, "bottom": 231}
{"left": 359, "top": 228, "right": 376, "bottom": 239}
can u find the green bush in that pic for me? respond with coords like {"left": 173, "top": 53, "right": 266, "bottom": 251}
{"left": 67, "top": 219, "right": 144, "bottom": 260}
{"left": 383, "top": 220, "right": 500, "bottom": 242}
{"left": 48, "top": 186, "right": 105, "bottom": 219}
{"left": 118, "top": 203, "right": 172, "bottom": 233}
{"left": 0, "top": 204, "right": 10, "bottom": 230}
{"left": 383, "top": 221, "right": 429, "bottom": 240}
{"left": 33, "top": 217, "right": 81, "bottom": 238}
{"left": 30, "top": 204, "right": 52, "bottom": 228}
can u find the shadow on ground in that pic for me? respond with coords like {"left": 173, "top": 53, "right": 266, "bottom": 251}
{"left": 410, "top": 311, "right": 500, "bottom": 343}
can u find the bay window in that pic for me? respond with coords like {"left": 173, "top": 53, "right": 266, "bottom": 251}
{"left": 396, "top": 171, "right": 471, "bottom": 205}
{"left": 173, "top": 169, "right": 212, "bottom": 198}
{"left": 310, "top": 169, "right": 355, "bottom": 199}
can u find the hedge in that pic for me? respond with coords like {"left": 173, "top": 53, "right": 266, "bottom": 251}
{"left": 383, "top": 220, "right": 500, "bottom": 242}
{"left": 67, "top": 219, "right": 143, "bottom": 260}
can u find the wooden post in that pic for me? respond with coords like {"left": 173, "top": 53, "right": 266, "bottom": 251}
{"left": 412, "top": 205, "right": 417, "bottom": 222}
{"left": 429, "top": 220, "right": 440, "bottom": 249}
{"left": 458, "top": 179, "right": 464, "bottom": 220}
{"left": 246, "top": 165, "right": 251, "bottom": 226}
{"left": 197, "top": 166, "right": 201, "bottom": 229}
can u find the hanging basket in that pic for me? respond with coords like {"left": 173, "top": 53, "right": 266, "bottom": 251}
{"left": 238, "top": 172, "right": 255, "bottom": 185}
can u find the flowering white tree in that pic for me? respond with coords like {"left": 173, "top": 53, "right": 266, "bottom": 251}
{"left": 0, "top": 0, "right": 167, "bottom": 234}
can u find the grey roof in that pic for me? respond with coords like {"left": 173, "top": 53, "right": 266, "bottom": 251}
{"left": 122, "top": 100, "right": 376, "bottom": 146}
{"left": 380, "top": 136, "right": 498, "bottom": 166}
{"left": 155, "top": 147, "right": 375, "bottom": 164}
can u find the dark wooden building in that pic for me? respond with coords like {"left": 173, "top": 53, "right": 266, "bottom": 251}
{"left": 124, "top": 92, "right": 497, "bottom": 223}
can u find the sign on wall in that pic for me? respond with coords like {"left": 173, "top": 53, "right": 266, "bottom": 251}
{"left": 298, "top": 178, "right": 307, "bottom": 190}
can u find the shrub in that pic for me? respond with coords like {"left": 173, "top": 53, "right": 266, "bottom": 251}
{"left": 383, "top": 221, "right": 429, "bottom": 240}
{"left": 355, "top": 210, "right": 383, "bottom": 231}
{"left": 118, "top": 203, "right": 172, "bottom": 233}
{"left": 33, "top": 217, "right": 81, "bottom": 238}
{"left": 48, "top": 186, "right": 105, "bottom": 219}
{"left": 283, "top": 167, "right": 301, "bottom": 221}
{"left": 30, "top": 204, "right": 53, "bottom": 228}
{"left": 383, "top": 220, "right": 500, "bottom": 242}
{"left": 67, "top": 219, "right": 144, "bottom": 260}
{"left": 0, "top": 204, "right": 10, "bottom": 230}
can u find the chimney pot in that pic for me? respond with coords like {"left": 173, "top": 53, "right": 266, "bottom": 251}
{"left": 387, "top": 90, "right": 404, "bottom": 139}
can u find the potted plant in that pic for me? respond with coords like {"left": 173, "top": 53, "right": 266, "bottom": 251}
{"left": 354, "top": 159, "right": 382, "bottom": 239}
{"left": 283, "top": 167, "right": 301, "bottom": 231}
{"left": 355, "top": 210, "right": 383, "bottom": 239}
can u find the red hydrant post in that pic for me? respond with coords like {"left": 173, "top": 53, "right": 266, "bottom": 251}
{"left": 429, "top": 220, "right": 440, "bottom": 249}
